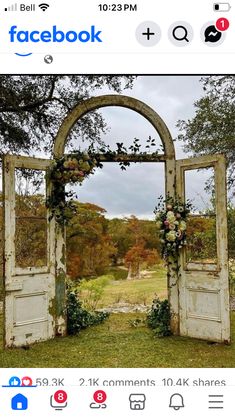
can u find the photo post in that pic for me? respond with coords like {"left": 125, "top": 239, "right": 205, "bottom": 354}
{"left": 0, "top": 0, "right": 234, "bottom": 416}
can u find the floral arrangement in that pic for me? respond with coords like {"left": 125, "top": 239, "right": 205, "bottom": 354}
{"left": 155, "top": 195, "right": 192, "bottom": 259}
{"left": 49, "top": 153, "right": 98, "bottom": 185}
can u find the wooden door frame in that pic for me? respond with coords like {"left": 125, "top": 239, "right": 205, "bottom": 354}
{"left": 176, "top": 154, "right": 230, "bottom": 342}
{"left": 2, "top": 154, "right": 57, "bottom": 346}
{"left": 53, "top": 94, "right": 179, "bottom": 335}
{"left": 3, "top": 95, "right": 228, "bottom": 342}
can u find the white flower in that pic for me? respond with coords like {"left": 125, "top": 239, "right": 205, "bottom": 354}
{"left": 166, "top": 231, "right": 176, "bottom": 242}
{"left": 166, "top": 211, "right": 176, "bottom": 223}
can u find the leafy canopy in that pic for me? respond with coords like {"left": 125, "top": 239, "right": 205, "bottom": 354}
{"left": 177, "top": 76, "right": 235, "bottom": 191}
{"left": 0, "top": 75, "right": 135, "bottom": 154}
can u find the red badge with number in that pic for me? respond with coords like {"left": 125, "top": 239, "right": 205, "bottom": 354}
{"left": 93, "top": 390, "right": 107, "bottom": 404}
{"left": 216, "top": 18, "right": 229, "bottom": 31}
{"left": 54, "top": 390, "right": 68, "bottom": 404}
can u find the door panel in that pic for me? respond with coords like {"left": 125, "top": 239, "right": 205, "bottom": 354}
{"left": 3, "top": 155, "right": 56, "bottom": 347}
{"left": 176, "top": 154, "right": 230, "bottom": 343}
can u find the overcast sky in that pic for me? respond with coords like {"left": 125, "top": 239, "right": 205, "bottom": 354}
{"left": 70, "top": 75, "right": 215, "bottom": 218}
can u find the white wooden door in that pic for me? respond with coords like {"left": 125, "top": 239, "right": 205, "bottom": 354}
{"left": 3, "top": 155, "right": 56, "bottom": 347}
{"left": 176, "top": 154, "right": 230, "bottom": 343}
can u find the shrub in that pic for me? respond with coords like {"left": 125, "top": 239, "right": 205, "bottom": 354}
{"left": 67, "top": 282, "right": 109, "bottom": 335}
{"left": 147, "top": 297, "right": 172, "bottom": 337}
{"left": 79, "top": 274, "right": 112, "bottom": 310}
{"left": 107, "top": 267, "right": 128, "bottom": 280}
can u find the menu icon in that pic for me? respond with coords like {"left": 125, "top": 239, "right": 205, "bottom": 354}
{"left": 208, "top": 394, "right": 224, "bottom": 409}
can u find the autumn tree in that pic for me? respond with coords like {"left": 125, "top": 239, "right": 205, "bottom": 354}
{"left": 186, "top": 216, "right": 217, "bottom": 262}
{"left": 15, "top": 193, "right": 48, "bottom": 268}
{"left": 109, "top": 214, "right": 161, "bottom": 271}
{"left": 125, "top": 241, "right": 159, "bottom": 280}
{"left": 121, "top": 216, "right": 160, "bottom": 279}
{"left": 107, "top": 218, "right": 133, "bottom": 264}
{"left": 67, "top": 202, "right": 117, "bottom": 279}
{"left": 0, "top": 188, "right": 48, "bottom": 270}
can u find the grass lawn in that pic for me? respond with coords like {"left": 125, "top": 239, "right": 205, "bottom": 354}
{"left": 0, "top": 266, "right": 234, "bottom": 368}
{"left": 97, "top": 266, "right": 167, "bottom": 308}
{"left": 0, "top": 312, "right": 235, "bottom": 367}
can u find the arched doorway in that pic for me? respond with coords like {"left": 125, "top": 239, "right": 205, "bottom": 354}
{"left": 2, "top": 95, "right": 230, "bottom": 346}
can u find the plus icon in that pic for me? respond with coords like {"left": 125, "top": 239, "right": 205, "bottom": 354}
{"left": 136, "top": 21, "right": 161, "bottom": 46}
{"left": 142, "top": 27, "right": 155, "bottom": 40}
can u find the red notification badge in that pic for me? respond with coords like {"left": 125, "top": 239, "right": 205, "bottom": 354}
{"left": 93, "top": 390, "right": 107, "bottom": 404}
{"left": 216, "top": 18, "right": 229, "bottom": 31}
{"left": 54, "top": 390, "right": 68, "bottom": 404}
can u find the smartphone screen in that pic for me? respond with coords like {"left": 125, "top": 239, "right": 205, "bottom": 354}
{"left": 0, "top": 0, "right": 234, "bottom": 415}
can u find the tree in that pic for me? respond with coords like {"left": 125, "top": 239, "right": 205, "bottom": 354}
{"left": 186, "top": 216, "right": 217, "bottom": 262}
{"left": 177, "top": 76, "right": 235, "bottom": 192}
{"left": 107, "top": 218, "right": 133, "bottom": 264}
{"left": 121, "top": 215, "right": 160, "bottom": 279}
{"left": 125, "top": 243, "right": 146, "bottom": 280}
{"left": 124, "top": 242, "right": 159, "bottom": 280}
{"left": 108, "top": 215, "right": 161, "bottom": 267}
{"left": 0, "top": 75, "right": 135, "bottom": 154}
{"left": 67, "top": 202, "right": 117, "bottom": 279}
{"left": 15, "top": 193, "right": 48, "bottom": 268}
{"left": 0, "top": 189, "right": 48, "bottom": 270}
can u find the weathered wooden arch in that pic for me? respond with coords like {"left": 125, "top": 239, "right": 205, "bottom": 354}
{"left": 2, "top": 94, "right": 230, "bottom": 347}
{"left": 53, "top": 94, "right": 179, "bottom": 334}
{"left": 53, "top": 94, "right": 175, "bottom": 159}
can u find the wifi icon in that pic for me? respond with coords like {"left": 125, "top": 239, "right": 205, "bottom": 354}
{"left": 39, "top": 3, "right": 50, "bottom": 11}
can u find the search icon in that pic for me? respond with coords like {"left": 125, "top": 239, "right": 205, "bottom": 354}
{"left": 168, "top": 21, "right": 193, "bottom": 46}
{"left": 173, "top": 25, "right": 189, "bottom": 42}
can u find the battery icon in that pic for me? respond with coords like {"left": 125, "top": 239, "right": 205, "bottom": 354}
{"left": 213, "top": 3, "right": 231, "bottom": 11}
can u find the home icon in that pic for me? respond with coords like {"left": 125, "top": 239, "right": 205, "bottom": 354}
{"left": 11, "top": 393, "right": 28, "bottom": 410}
{"left": 129, "top": 394, "right": 146, "bottom": 410}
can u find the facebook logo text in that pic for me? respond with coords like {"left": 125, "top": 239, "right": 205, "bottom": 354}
{"left": 9, "top": 25, "right": 103, "bottom": 43}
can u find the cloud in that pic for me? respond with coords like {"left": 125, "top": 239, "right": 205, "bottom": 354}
{"left": 76, "top": 162, "right": 165, "bottom": 218}
{"left": 73, "top": 75, "right": 209, "bottom": 217}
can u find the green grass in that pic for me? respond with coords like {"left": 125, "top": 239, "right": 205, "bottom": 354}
{"left": 97, "top": 266, "right": 167, "bottom": 308}
{"left": 0, "top": 266, "right": 234, "bottom": 368}
{"left": 0, "top": 312, "right": 235, "bottom": 367}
